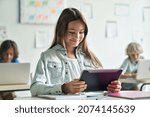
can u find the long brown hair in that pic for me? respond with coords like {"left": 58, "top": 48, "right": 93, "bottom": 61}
{"left": 50, "top": 8, "right": 102, "bottom": 68}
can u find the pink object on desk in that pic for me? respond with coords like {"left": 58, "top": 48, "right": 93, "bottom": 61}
{"left": 107, "top": 91, "right": 150, "bottom": 99}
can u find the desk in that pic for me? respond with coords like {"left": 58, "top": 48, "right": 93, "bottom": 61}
{"left": 14, "top": 91, "right": 130, "bottom": 100}
{"left": 119, "top": 78, "right": 150, "bottom": 91}
{"left": 140, "top": 83, "right": 150, "bottom": 91}
{"left": 15, "top": 96, "right": 125, "bottom": 100}
{"left": 13, "top": 90, "right": 150, "bottom": 100}
{"left": 0, "top": 84, "right": 30, "bottom": 92}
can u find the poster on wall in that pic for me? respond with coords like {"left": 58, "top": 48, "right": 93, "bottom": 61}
{"left": 19, "top": 0, "right": 66, "bottom": 24}
{"left": 114, "top": 3, "right": 129, "bottom": 16}
{"left": 143, "top": 7, "right": 150, "bottom": 23}
{"left": 35, "top": 30, "right": 50, "bottom": 48}
{"left": 105, "top": 21, "right": 118, "bottom": 39}
{"left": 0, "top": 26, "right": 8, "bottom": 42}
{"left": 82, "top": 3, "right": 93, "bottom": 19}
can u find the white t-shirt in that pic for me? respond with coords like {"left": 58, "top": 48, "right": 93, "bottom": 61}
{"left": 67, "top": 58, "right": 81, "bottom": 80}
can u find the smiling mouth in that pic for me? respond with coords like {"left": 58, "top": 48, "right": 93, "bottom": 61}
{"left": 71, "top": 40, "right": 79, "bottom": 43}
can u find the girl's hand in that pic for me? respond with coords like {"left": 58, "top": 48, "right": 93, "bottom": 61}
{"left": 107, "top": 80, "right": 121, "bottom": 93}
{"left": 62, "top": 79, "right": 87, "bottom": 94}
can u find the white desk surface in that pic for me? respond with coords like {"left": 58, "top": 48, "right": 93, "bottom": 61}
{"left": 0, "top": 84, "right": 30, "bottom": 91}
{"left": 15, "top": 91, "right": 150, "bottom": 100}
{"left": 15, "top": 91, "right": 126, "bottom": 100}
{"left": 15, "top": 96, "right": 127, "bottom": 100}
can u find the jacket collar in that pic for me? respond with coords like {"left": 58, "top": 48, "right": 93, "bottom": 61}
{"left": 52, "top": 44, "right": 84, "bottom": 54}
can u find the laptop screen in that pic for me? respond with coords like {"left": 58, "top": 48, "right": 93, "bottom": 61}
{"left": 136, "top": 59, "right": 150, "bottom": 79}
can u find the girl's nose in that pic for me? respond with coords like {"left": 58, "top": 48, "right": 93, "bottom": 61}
{"left": 74, "top": 32, "right": 80, "bottom": 39}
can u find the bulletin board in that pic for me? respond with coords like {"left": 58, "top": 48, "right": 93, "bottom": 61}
{"left": 19, "top": 0, "right": 66, "bottom": 24}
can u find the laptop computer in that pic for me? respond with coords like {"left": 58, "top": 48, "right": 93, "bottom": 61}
{"left": 80, "top": 69, "right": 123, "bottom": 91}
{"left": 0, "top": 63, "right": 30, "bottom": 85}
{"left": 136, "top": 59, "right": 150, "bottom": 80}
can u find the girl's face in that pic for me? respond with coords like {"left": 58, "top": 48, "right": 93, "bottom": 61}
{"left": 129, "top": 53, "right": 140, "bottom": 62}
{"left": 64, "top": 20, "right": 85, "bottom": 49}
{"left": 2, "top": 47, "right": 14, "bottom": 63}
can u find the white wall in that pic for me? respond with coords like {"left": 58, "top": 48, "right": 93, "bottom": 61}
{"left": 0, "top": 0, "right": 150, "bottom": 73}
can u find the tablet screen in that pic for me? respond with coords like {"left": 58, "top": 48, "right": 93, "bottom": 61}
{"left": 80, "top": 69, "right": 122, "bottom": 91}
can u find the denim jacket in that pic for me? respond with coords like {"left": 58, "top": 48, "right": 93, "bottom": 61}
{"left": 30, "top": 44, "right": 98, "bottom": 96}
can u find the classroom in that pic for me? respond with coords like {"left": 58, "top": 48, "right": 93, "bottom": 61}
{"left": 0, "top": 0, "right": 150, "bottom": 100}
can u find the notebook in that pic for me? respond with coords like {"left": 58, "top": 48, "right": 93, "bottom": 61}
{"left": 136, "top": 59, "right": 150, "bottom": 80}
{"left": 81, "top": 91, "right": 105, "bottom": 97}
{"left": 0, "top": 63, "right": 30, "bottom": 85}
{"left": 80, "top": 69, "right": 122, "bottom": 91}
{"left": 107, "top": 91, "right": 150, "bottom": 99}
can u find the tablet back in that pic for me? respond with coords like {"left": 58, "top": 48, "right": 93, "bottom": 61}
{"left": 80, "top": 69, "right": 122, "bottom": 91}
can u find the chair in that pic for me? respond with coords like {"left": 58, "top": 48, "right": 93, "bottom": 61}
{"left": 140, "top": 83, "right": 150, "bottom": 91}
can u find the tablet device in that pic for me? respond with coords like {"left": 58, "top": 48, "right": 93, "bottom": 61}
{"left": 80, "top": 69, "right": 122, "bottom": 91}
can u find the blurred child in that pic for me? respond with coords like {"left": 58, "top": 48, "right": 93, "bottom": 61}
{"left": 0, "top": 40, "right": 19, "bottom": 99}
{"left": 0, "top": 40, "right": 19, "bottom": 63}
{"left": 120, "top": 42, "right": 144, "bottom": 90}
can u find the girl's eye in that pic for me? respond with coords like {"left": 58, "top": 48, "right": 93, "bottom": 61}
{"left": 69, "top": 31, "right": 75, "bottom": 34}
{"left": 67, "top": 30, "right": 85, "bottom": 35}
{"left": 80, "top": 32, "right": 84, "bottom": 34}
